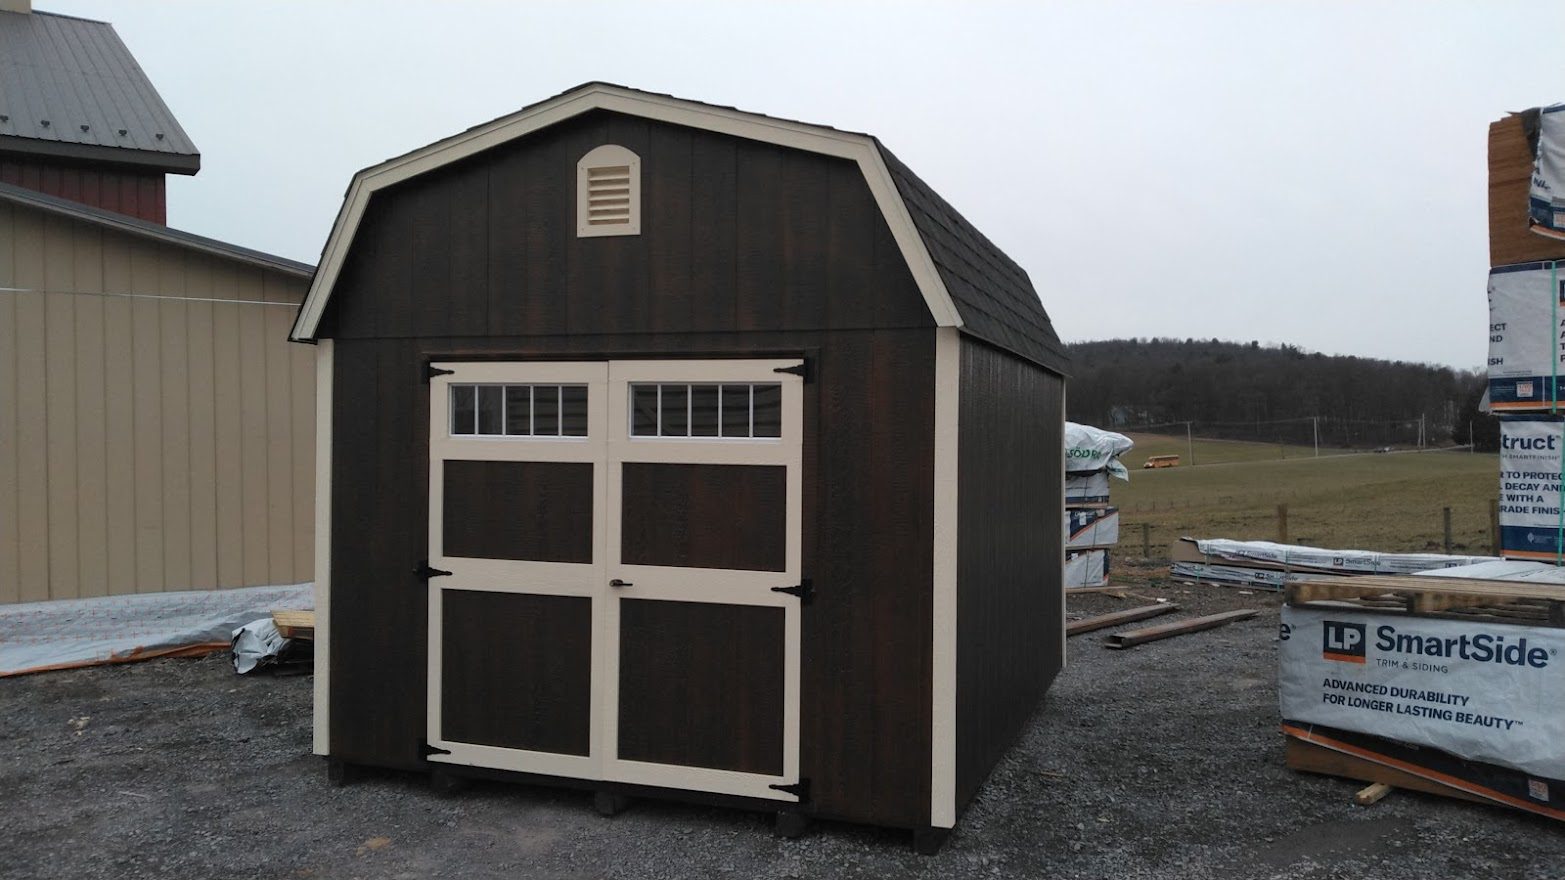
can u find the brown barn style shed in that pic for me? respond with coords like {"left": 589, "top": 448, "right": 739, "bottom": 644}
{"left": 291, "top": 83, "right": 1067, "bottom": 850}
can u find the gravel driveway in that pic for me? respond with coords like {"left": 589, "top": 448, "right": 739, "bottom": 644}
{"left": 3, "top": 567, "right": 1560, "bottom": 879}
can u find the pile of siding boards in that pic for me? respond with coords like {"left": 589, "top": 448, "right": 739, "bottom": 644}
{"left": 1065, "top": 422, "right": 1130, "bottom": 589}
{"left": 1170, "top": 538, "right": 1499, "bottom": 590}
{"left": 1275, "top": 107, "right": 1565, "bottom": 823}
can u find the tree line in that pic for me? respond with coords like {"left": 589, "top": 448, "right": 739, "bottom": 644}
{"left": 1065, "top": 338, "right": 1496, "bottom": 450}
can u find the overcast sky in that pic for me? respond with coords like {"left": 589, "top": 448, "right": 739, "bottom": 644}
{"left": 44, "top": 0, "right": 1564, "bottom": 369}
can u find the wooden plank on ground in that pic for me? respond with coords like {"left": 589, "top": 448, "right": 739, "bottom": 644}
{"left": 1067, "top": 603, "right": 1179, "bottom": 637}
{"left": 1103, "top": 609, "right": 1257, "bottom": 649}
{"left": 1354, "top": 782, "right": 1393, "bottom": 806}
{"left": 272, "top": 609, "right": 315, "bottom": 640}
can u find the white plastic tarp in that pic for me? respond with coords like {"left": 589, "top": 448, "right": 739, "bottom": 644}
{"left": 1065, "top": 422, "right": 1133, "bottom": 480}
{"left": 1066, "top": 471, "right": 1111, "bottom": 504}
{"left": 1487, "top": 262, "right": 1564, "bottom": 411}
{"left": 1066, "top": 507, "right": 1120, "bottom": 549}
{"left": 1065, "top": 550, "right": 1108, "bottom": 588}
{"left": 1415, "top": 559, "right": 1565, "bottom": 584}
{"left": 1280, "top": 604, "right": 1565, "bottom": 779}
{"left": 0, "top": 584, "right": 312, "bottom": 676}
{"left": 1531, "top": 105, "right": 1565, "bottom": 240}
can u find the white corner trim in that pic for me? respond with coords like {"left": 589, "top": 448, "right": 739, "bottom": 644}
{"left": 931, "top": 326, "right": 960, "bottom": 828}
{"left": 289, "top": 83, "right": 963, "bottom": 340}
{"left": 312, "top": 339, "right": 334, "bottom": 756}
{"left": 1060, "top": 382, "right": 1068, "bottom": 671}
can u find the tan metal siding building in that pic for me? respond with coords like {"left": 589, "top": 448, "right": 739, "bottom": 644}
{"left": 0, "top": 184, "right": 314, "bottom": 603}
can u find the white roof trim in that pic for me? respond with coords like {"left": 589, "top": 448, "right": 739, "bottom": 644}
{"left": 289, "top": 83, "right": 962, "bottom": 340}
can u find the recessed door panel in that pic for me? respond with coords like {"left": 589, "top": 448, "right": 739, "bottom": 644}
{"left": 442, "top": 590, "right": 593, "bottom": 755}
{"left": 617, "top": 598, "right": 786, "bottom": 775}
{"left": 620, "top": 462, "right": 787, "bottom": 572}
{"left": 443, "top": 460, "right": 594, "bottom": 563}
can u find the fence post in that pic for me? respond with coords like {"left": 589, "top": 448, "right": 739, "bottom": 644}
{"left": 1141, "top": 522, "right": 1151, "bottom": 559}
{"left": 1443, "top": 507, "right": 1453, "bottom": 555}
{"left": 1489, "top": 499, "right": 1500, "bottom": 556}
{"left": 1277, "top": 503, "right": 1289, "bottom": 543}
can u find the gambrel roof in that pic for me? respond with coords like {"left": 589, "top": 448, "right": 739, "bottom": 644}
{"left": 290, "top": 82, "right": 1066, "bottom": 373}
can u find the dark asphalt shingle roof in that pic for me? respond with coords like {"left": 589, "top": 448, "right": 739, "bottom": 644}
{"left": 878, "top": 144, "right": 1068, "bottom": 374}
{"left": 0, "top": 180, "right": 311, "bottom": 277}
{"left": 0, "top": 9, "right": 199, "bottom": 173}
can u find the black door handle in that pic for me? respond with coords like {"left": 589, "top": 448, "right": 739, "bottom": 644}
{"left": 610, "top": 579, "right": 633, "bottom": 588}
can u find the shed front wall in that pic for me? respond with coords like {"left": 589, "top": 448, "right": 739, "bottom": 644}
{"left": 0, "top": 200, "right": 313, "bottom": 602}
{"left": 319, "top": 110, "right": 942, "bottom": 828}
{"left": 954, "top": 336, "right": 1065, "bottom": 812}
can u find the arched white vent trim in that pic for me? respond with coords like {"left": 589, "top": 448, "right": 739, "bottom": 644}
{"left": 577, "top": 144, "right": 641, "bottom": 237}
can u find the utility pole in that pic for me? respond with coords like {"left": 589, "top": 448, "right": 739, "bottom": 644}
{"left": 1187, "top": 421, "right": 1195, "bottom": 467}
{"left": 1313, "top": 416, "right": 1319, "bottom": 458}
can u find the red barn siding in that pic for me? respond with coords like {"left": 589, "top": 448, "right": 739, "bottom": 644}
{"left": 0, "top": 156, "right": 166, "bottom": 224}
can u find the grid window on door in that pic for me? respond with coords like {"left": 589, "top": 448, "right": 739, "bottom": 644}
{"left": 451, "top": 384, "right": 588, "bottom": 437}
{"left": 630, "top": 383, "right": 781, "bottom": 439}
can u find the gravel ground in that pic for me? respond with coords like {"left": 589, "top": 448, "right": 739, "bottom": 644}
{"left": 4, "top": 563, "right": 1562, "bottom": 879}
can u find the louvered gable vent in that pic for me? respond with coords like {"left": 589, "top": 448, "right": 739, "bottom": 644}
{"left": 577, "top": 144, "right": 641, "bottom": 237}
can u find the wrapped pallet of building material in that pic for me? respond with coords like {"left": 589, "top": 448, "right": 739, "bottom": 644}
{"left": 1067, "top": 507, "right": 1120, "bottom": 550}
{"left": 1066, "top": 422, "right": 1134, "bottom": 479}
{"left": 1280, "top": 604, "right": 1565, "bottom": 820}
{"left": 1064, "top": 550, "right": 1108, "bottom": 589}
{"left": 1066, "top": 471, "right": 1112, "bottom": 504}
{"left": 1499, "top": 416, "right": 1565, "bottom": 560}
{"left": 1173, "top": 537, "right": 1498, "bottom": 576}
{"left": 1487, "top": 261, "right": 1565, "bottom": 411}
{"left": 1532, "top": 104, "right": 1565, "bottom": 241}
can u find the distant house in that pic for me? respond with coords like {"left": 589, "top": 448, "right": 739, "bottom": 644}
{"left": 0, "top": 0, "right": 315, "bottom": 603}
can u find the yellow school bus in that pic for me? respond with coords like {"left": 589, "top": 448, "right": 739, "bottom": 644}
{"left": 1143, "top": 454, "right": 1180, "bottom": 469}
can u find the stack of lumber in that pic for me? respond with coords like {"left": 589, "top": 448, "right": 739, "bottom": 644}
{"left": 1170, "top": 537, "right": 1498, "bottom": 590}
{"left": 1488, "top": 105, "right": 1565, "bottom": 560}
{"left": 1065, "top": 422, "right": 1131, "bottom": 590}
{"left": 1281, "top": 573, "right": 1565, "bottom": 822}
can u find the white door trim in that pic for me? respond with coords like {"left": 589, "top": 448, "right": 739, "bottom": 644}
{"left": 422, "top": 358, "right": 805, "bottom": 803}
{"left": 600, "top": 358, "right": 804, "bottom": 802}
{"left": 312, "top": 340, "right": 334, "bottom": 757}
{"left": 425, "top": 361, "right": 610, "bottom": 779}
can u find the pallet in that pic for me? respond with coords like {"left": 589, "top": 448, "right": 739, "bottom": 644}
{"left": 1285, "top": 738, "right": 1488, "bottom": 805}
{"left": 272, "top": 609, "right": 316, "bottom": 640}
{"left": 1287, "top": 575, "right": 1565, "bottom": 626}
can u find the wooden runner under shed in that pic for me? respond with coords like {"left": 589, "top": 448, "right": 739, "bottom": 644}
{"left": 1103, "top": 609, "right": 1258, "bottom": 649}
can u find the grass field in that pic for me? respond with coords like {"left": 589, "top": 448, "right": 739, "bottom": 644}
{"left": 1112, "top": 433, "right": 1499, "bottom": 558}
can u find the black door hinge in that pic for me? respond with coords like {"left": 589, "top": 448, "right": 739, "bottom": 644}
{"left": 769, "top": 778, "right": 810, "bottom": 802}
{"left": 773, "top": 360, "right": 812, "bottom": 383}
{"left": 770, "top": 578, "right": 813, "bottom": 604}
{"left": 415, "top": 560, "right": 452, "bottom": 580}
{"left": 425, "top": 364, "right": 455, "bottom": 382}
{"left": 419, "top": 740, "right": 452, "bottom": 758}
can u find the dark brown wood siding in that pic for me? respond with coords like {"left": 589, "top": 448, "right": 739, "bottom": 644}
{"left": 954, "top": 336, "right": 1064, "bottom": 813}
{"left": 1490, "top": 115, "right": 1565, "bottom": 267}
{"left": 0, "top": 155, "right": 167, "bottom": 224}
{"left": 327, "top": 329, "right": 935, "bottom": 828}
{"left": 316, "top": 110, "right": 931, "bottom": 340}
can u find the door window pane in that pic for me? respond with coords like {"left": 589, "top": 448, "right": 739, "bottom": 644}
{"left": 562, "top": 385, "right": 589, "bottom": 437}
{"left": 690, "top": 384, "right": 720, "bottom": 436}
{"left": 632, "top": 385, "right": 658, "bottom": 436}
{"left": 452, "top": 385, "right": 476, "bottom": 435}
{"left": 477, "top": 385, "right": 504, "bottom": 435}
{"left": 534, "top": 385, "right": 560, "bottom": 436}
{"left": 752, "top": 384, "right": 781, "bottom": 438}
{"left": 505, "top": 386, "right": 532, "bottom": 435}
{"left": 660, "top": 384, "right": 689, "bottom": 437}
{"left": 720, "top": 385, "right": 750, "bottom": 437}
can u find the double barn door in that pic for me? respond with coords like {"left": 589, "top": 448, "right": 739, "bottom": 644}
{"left": 426, "top": 359, "right": 803, "bottom": 802}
